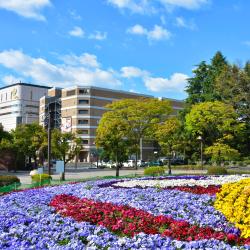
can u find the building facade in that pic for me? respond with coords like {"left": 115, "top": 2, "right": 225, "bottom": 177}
{"left": 54, "top": 86, "right": 183, "bottom": 162}
{"left": 0, "top": 83, "right": 50, "bottom": 131}
{"left": 39, "top": 87, "right": 62, "bottom": 130}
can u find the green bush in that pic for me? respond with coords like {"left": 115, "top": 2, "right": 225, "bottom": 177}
{"left": 144, "top": 166, "right": 165, "bottom": 176}
{"left": 0, "top": 175, "right": 20, "bottom": 187}
{"left": 31, "top": 174, "right": 52, "bottom": 184}
{"left": 207, "top": 166, "right": 228, "bottom": 175}
{"left": 171, "top": 165, "right": 207, "bottom": 170}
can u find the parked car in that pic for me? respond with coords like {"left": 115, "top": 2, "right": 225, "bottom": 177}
{"left": 137, "top": 160, "right": 146, "bottom": 167}
{"left": 123, "top": 160, "right": 136, "bottom": 168}
{"left": 147, "top": 160, "right": 164, "bottom": 167}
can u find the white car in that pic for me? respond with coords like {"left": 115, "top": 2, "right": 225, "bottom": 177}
{"left": 123, "top": 160, "right": 136, "bottom": 168}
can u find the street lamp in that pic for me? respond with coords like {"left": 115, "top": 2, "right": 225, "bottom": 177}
{"left": 154, "top": 151, "right": 158, "bottom": 161}
{"left": 197, "top": 136, "right": 203, "bottom": 170}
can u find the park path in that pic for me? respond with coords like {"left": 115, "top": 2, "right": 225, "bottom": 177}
{"left": 2, "top": 168, "right": 207, "bottom": 185}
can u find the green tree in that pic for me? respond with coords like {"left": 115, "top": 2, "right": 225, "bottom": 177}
{"left": 106, "top": 98, "right": 172, "bottom": 169}
{"left": 186, "top": 51, "right": 228, "bottom": 105}
{"left": 185, "top": 101, "right": 245, "bottom": 161}
{"left": 205, "top": 143, "right": 240, "bottom": 166}
{"left": 214, "top": 63, "right": 250, "bottom": 155}
{"left": 156, "top": 117, "right": 181, "bottom": 174}
{"left": 95, "top": 112, "right": 129, "bottom": 176}
{"left": 0, "top": 124, "right": 11, "bottom": 142}
{"left": 186, "top": 101, "right": 244, "bottom": 144}
{"left": 51, "top": 129, "right": 82, "bottom": 180}
{"left": 11, "top": 123, "right": 47, "bottom": 168}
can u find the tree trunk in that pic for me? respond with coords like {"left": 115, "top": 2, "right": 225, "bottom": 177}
{"left": 61, "top": 157, "right": 66, "bottom": 181}
{"left": 135, "top": 150, "right": 138, "bottom": 170}
{"left": 168, "top": 146, "right": 172, "bottom": 175}
{"left": 74, "top": 155, "right": 78, "bottom": 169}
{"left": 115, "top": 151, "right": 119, "bottom": 177}
{"left": 168, "top": 158, "right": 172, "bottom": 175}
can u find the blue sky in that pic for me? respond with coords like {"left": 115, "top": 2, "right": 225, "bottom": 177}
{"left": 0, "top": 0, "right": 250, "bottom": 100}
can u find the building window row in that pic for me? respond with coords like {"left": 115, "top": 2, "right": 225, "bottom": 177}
{"left": 0, "top": 111, "right": 20, "bottom": 116}
{"left": 78, "top": 119, "right": 88, "bottom": 125}
{"left": 78, "top": 99, "right": 89, "bottom": 104}
{"left": 79, "top": 89, "right": 89, "bottom": 95}
{"left": 77, "top": 129, "right": 88, "bottom": 134}
{"left": 78, "top": 109, "right": 88, "bottom": 114}
{"left": 82, "top": 139, "right": 89, "bottom": 145}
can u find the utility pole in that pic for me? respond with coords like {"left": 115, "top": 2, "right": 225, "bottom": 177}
{"left": 47, "top": 110, "right": 52, "bottom": 175}
{"left": 140, "top": 137, "right": 143, "bottom": 160}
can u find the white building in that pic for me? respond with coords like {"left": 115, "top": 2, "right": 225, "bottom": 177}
{"left": 0, "top": 83, "right": 51, "bottom": 131}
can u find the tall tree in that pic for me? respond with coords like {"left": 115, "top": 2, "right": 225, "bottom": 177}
{"left": 156, "top": 117, "right": 181, "bottom": 174}
{"left": 214, "top": 63, "right": 250, "bottom": 155}
{"left": 185, "top": 101, "right": 245, "bottom": 158}
{"left": 95, "top": 112, "right": 129, "bottom": 177}
{"left": 11, "top": 123, "right": 47, "bottom": 168}
{"left": 106, "top": 98, "right": 172, "bottom": 169}
{"left": 51, "top": 129, "right": 82, "bottom": 180}
{"left": 186, "top": 51, "right": 228, "bottom": 105}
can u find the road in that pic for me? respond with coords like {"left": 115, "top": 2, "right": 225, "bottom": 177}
{"left": 1, "top": 168, "right": 207, "bottom": 185}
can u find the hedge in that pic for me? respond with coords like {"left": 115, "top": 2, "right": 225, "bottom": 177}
{"left": 0, "top": 175, "right": 20, "bottom": 187}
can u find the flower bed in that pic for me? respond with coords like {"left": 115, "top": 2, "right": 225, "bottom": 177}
{"left": 1, "top": 175, "right": 250, "bottom": 249}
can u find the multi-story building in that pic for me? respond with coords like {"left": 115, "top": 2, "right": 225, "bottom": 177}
{"left": 56, "top": 86, "right": 183, "bottom": 162}
{"left": 0, "top": 83, "right": 50, "bottom": 131}
{"left": 39, "top": 87, "right": 62, "bottom": 129}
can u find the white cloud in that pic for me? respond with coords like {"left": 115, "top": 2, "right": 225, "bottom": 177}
{"left": 159, "top": 0, "right": 209, "bottom": 10}
{"left": 61, "top": 53, "right": 100, "bottom": 68}
{"left": 243, "top": 41, "right": 250, "bottom": 47}
{"left": 0, "top": 50, "right": 121, "bottom": 88}
{"left": 148, "top": 25, "right": 171, "bottom": 40}
{"left": 175, "top": 16, "right": 196, "bottom": 29}
{"left": 0, "top": 0, "right": 51, "bottom": 21}
{"left": 69, "top": 26, "right": 84, "bottom": 38}
{"left": 144, "top": 73, "right": 188, "bottom": 92}
{"left": 107, "top": 0, "right": 155, "bottom": 14}
{"left": 121, "top": 66, "right": 149, "bottom": 78}
{"left": 128, "top": 24, "right": 147, "bottom": 35}
{"left": 89, "top": 31, "right": 107, "bottom": 41}
{"left": 127, "top": 24, "right": 171, "bottom": 41}
{"left": 2, "top": 75, "right": 23, "bottom": 85}
{"left": 107, "top": 0, "right": 208, "bottom": 14}
{"left": 69, "top": 10, "right": 82, "bottom": 20}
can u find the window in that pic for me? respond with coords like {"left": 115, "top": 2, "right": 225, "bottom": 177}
{"left": 82, "top": 139, "right": 89, "bottom": 145}
{"left": 78, "top": 119, "right": 88, "bottom": 125}
{"left": 16, "top": 116, "right": 22, "bottom": 124}
{"left": 79, "top": 89, "right": 89, "bottom": 95}
{"left": 78, "top": 109, "right": 88, "bottom": 114}
{"left": 66, "top": 90, "right": 76, "bottom": 96}
{"left": 30, "top": 91, "right": 33, "bottom": 100}
{"left": 78, "top": 130, "right": 88, "bottom": 134}
{"left": 78, "top": 99, "right": 89, "bottom": 104}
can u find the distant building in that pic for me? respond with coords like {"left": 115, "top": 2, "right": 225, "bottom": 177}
{"left": 39, "top": 87, "right": 62, "bottom": 130}
{"left": 0, "top": 83, "right": 50, "bottom": 131}
{"left": 39, "top": 85, "right": 183, "bottom": 162}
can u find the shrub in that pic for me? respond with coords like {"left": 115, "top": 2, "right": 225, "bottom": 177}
{"left": 144, "top": 166, "right": 165, "bottom": 176}
{"left": 0, "top": 175, "right": 20, "bottom": 187}
{"left": 207, "top": 166, "right": 228, "bottom": 175}
{"left": 31, "top": 174, "right": 52, "bottom": 184}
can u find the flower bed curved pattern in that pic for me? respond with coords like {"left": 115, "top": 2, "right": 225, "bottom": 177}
{"left": 0, "top": 175, "right": 250, "bottom": 249}
{"left": 215, "top": 178, "right": 250, "bottom": 239}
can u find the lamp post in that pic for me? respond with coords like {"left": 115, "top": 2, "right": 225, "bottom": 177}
{"left": 154, "top": 151, "right": 158, "bottom": 161}
{"left": 197, "top": 136, "right": 203, "bottom": 170}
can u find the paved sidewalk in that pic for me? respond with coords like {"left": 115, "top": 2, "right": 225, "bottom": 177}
{"left": 1, "top": 168, "right": 207, "bottom": 185}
